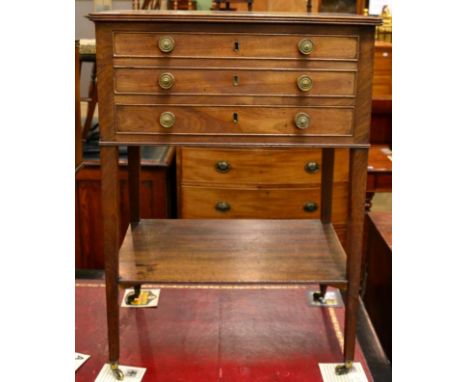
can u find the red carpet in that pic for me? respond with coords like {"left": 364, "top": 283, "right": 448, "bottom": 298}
{"left": 76, "top": 282, "right": 372, "bottom": 381}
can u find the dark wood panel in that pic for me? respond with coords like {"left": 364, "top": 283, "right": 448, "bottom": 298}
{"left": 119, "top": 219, "right": 347, "bottom": 285}
{"left": 363, "top": 211, "right": 392, "bottom": 360}
{"left": 370, "top": 42, "right": 391, "bottom": 146}
{"left": 75, "top": 161, "right": 175, "bottom": 269}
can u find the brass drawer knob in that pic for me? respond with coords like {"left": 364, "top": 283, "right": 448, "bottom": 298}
{"left": 297, "top": 75, "right": 313, "bottom": 92}
{"left": 303, "top": 201, "right": 318, "bottom": 213}
{"left": 159, "top": 36, "right": 175, "bottom": 53}
{"left": 159, "top": 72, "right": 175, "bottom": 89}
{"left": 298, "top": 38, "right": 314, "bottom": 55}
{"left": 160, "top": 111, "right": 175, "bottom": 128}
{"left": 215, "top": 161, "right": 231, "bottom": 173}
{"left": 215, "top": 201, "right": 231, "bottom": 212}
{"left": 295, "top": 112, "right": 310, "bottom": 130}
{"left": 305, "top": 161, "right": 320, "bottom": 174}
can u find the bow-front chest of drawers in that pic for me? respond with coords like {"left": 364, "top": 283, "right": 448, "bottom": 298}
{"left": 90, "top": 10, "right": 380, "bottom": 380}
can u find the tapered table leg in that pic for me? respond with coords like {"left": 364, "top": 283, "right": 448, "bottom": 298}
{"left": 101, "top": 146, "right": 123, "bottom": 379}
{"left": 127, "top": 146, "right": 141, "bottom": 225}
{"left": 315, "top": 148, "right": 335, "bottom": 303}
{"left": 338, "top": 147, "right": 368, "bottom": 375}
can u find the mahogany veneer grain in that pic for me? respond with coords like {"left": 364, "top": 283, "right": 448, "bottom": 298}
{"left": 119, "top": 219, "right": 347, "bottom": 285}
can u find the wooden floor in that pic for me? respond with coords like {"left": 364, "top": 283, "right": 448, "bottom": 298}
{"left": 119, "top": 219, "right": 347, "bottom": 285}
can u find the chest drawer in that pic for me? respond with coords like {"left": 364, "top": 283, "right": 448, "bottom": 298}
{"left": 116, "top": 105, "right": 354, "bottom": 136}
{"left": 180, "top": 147, "right": 350, "bottom": 186}
{"left": 180, "top": 186, "right": 322, "bottom": 219}
{"left": 114, "top": 68, "right": 356, "bottom": 97}
{"left": 179, "top": 184, "right": 348, "bottom": 221}
{"left": 114, "top": 32, "right": 358, "bottom": 60}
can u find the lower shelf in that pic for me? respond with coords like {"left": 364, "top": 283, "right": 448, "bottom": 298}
{"left": 118, "top": 219, "right": 347, "bottom": 285}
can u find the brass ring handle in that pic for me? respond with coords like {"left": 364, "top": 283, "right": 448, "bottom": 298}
{"left": 159, "top": 36, "right": 175, "bottom": 53}
{"left": 215, "top": 161, "right": 231, "bottom": 173}
{"left": 215, "top": 201, "right": 231, "bottom": 212}
{"left": 160, "top": 111, "right": 176, "bottom": 128}
{"left": 297, "top": 75, "right": 313, "bottom": 92}
{"left": 305, "top": 161, "right": 320, "bottom": 174}
{"left": 159, "top": 72, "right": 175, "bottom": 89}
{"left": 298, "top": 39, "right": 314, "bottom": 55}
{"left": 295, "top": 112, "right": 310, "bottom": 130}
{"left": 303, "top": 201, "right": 318, "bottom": 213}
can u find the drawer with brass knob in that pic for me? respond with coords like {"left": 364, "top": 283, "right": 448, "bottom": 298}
{"left": 114, "top": 68, "right": 356, "bottom": 97}
{"left": 158, "top": 72, "right": 175, "bottom": 89}
{"left": 180, "top": 186, "right": 325, "bottom": 219}
{"left": 115, "top": 105, "right": 354, "bottom": 136}
{"left": 179, "top": 147, "right": 350, "bottom": 186}
{"left": 113, "top": 32, "right": 358, "bottom": 60}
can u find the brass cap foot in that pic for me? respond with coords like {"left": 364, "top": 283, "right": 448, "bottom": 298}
{"left": 110, "top": 362, "right": 125, "bottom": 380}
{"left": 335, "top": 361, "right": 353, "bottom": 375}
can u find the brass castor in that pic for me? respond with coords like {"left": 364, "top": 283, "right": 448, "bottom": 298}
{"left": 335, "top": 361, "right": 353, "bottom": 375}
{"left": 110, "top": 362, "right": 125, "bottom": 380}
{"left": 125, "top": 284, "right": 142, "bottom": 305}
{"left": 312, "top": 291, "right": 325, "bottom": 303}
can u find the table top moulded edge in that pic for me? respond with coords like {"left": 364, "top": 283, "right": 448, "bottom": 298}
{"left": 88, "top": 10, "right": 382, "bottom": 26}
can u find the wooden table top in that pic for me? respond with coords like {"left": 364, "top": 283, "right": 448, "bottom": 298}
{"left": 119, "top": 219, "right": 347, "bottom": 285}
{"left": 368, "top": 145, "right": 392, "bottom": 174}
{"left": 367, "top": 211, "right": 392, "bottom": 250}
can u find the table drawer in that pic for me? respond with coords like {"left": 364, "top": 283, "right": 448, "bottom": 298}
{"left": 180, "top": 147, "right": 350, "bottom": 186}
{"left": 180, "top": 186, "right": 322, "bottom": 219}
{"left": 116, "top": 105, "right": 354, "bottom": 136}
{"left": 114, "top": 32, "right": 358, "bottom": 60}
{"left": 114, "top": 68, "right": 356, "bottom": 97}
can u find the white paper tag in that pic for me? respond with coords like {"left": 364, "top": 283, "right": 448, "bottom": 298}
{"left": 95, "top": 364, "right": 146, "bottom": 382}
{"left": 307, "top": 290, "right": 344, "bottom": 307}
{"left": 121, "top": 288, "right": 160, "bottom": 308}
{"left": 75, "top": 352, "right": 90, "bottom": 371}
{"left": 319, "top": 363, "right": 368, "bottom": 382}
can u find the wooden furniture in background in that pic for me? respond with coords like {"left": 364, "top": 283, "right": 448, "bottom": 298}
{"left": 366, "top": 144, "right": 391, "bottom": 210}
{"left": 78, "top": 40, "right": 98, "bottom": 142}
{"left": 75, "top": 41, "right": 83, "bottom": 171}
{"left": 135, "top": 0, "right": 196, "bottom": 10}
{"left": 212, "top": 0, "right": 253, "bottom": 11}
{"left": 319, "top": 0, "right": 366, "bottom": 14}
{"left": 368, "top": 41, "right": 392, "bottom": 208}
{"left": 178, "top": 147, "right": 350, "bottom": 246}
{"left": 372, "top": 41, "right": 392, "bottom": 99}
{"left": 362, "top": 211, "right": 392, "bottom": 360}
{"left": 207, "top": 0, "right": 319, "bottom": 12}
{"left": 371, "top": 41, "right": 391, "bottom": 147}
{"left": 90, "top": 10, "right": 380, "bottom": 379}
{"left": 75, "top": 147, "right": 176, "bottom": 270}
{"left": 225, "top": 0, "right": 365, "bottom": 13}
